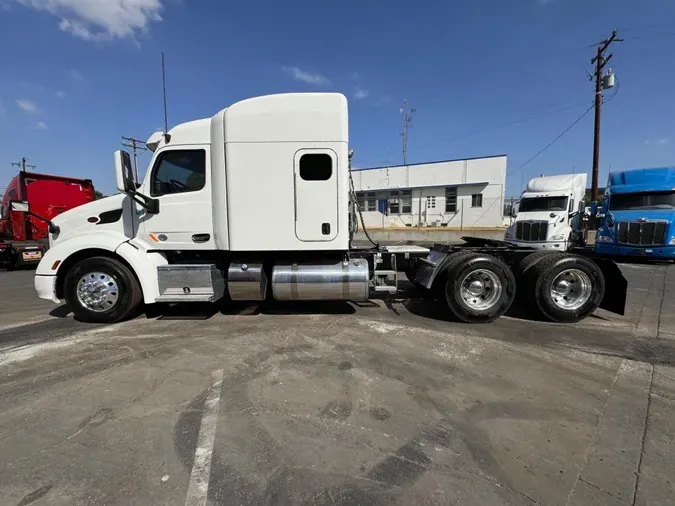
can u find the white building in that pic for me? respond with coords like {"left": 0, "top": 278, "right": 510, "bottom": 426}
{"left": 352, "top": 155, "right": 507, "bottom": 228}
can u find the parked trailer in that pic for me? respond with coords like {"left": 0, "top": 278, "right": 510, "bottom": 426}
{"left": 20, "top": 93, "right": 626, "bottom": 324}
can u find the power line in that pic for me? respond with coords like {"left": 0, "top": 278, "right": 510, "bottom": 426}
{"left": 357, "top": 101, "right": 593, "bottom": 168}
{"left": 412, "top": 101, "right": 592, "bottom": 153}
{"left": 626, "top": 31, "right": 675, "bottom": 41}
{"left": 507, "top": 104, "right": 594, "bottom": 177}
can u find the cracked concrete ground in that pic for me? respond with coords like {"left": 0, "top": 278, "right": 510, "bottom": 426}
{"left": 0, "top": 263, "right": 674, "bottom": 505}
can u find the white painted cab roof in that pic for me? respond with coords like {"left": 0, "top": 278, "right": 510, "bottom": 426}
{"left": 526, "top": 174, "right": 588, "bottom": 193}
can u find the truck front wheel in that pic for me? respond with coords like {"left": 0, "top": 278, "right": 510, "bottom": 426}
{"left": 443, "top": 253, "right": 516, "bottom": 323}
{"left": 63, "top": 256, "right": 142, "bottom": 323}
{"left": 522, "top": 254, "right": 604, "bottom": 323}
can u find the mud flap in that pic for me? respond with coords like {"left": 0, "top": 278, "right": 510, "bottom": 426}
{"left": 594, "top": 258, "right": 627, "bottom": 316}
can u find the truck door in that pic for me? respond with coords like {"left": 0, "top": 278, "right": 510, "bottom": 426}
{"left": 294, "top": 149, "right": 338, "bottom": 242}
{"left": 138, "top": 146, "right": 214, "bottom": 250}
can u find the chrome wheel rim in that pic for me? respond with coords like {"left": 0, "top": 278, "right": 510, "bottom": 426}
{"left": 460, "top": 269, "right": 503, "bottom": 311}
{"left": 550, "top": 269, "right": 592, "bottom": 310}
{"left": 76, "top": 272, "right": 119, "bottom": 312}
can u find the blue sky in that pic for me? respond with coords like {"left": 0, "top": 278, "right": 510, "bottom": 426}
{"left": 0, "top": 0, "right": 673, "bottom": 196}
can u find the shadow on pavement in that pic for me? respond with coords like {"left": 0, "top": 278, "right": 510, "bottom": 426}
{"left": 49, "top": 305, "right": 72, "bottom": 318}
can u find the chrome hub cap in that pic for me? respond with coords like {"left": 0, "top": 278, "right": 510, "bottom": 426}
{"left": 77, "top": 272, "right": 119, "bottom": 312}
{"left": 550, "top": 269, "right": 592, "bottom": 310}
{"left": 460, "top": 269, "right": 503, "bottom": 311}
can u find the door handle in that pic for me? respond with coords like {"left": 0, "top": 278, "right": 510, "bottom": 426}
{"left": 192, "top": 234, "right": 210, "bottom": 243}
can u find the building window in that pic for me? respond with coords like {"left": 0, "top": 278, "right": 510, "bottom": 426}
{"left": 366, "top": 192, "right": 376, "bottom": 212}
{"left": 472, "top": 193, "right": 483, "bottom": 207}
{"left": 445, "top": 187, "right": 457, "bottom": 213}
{"left": 356, "top": 192, "right": 365, "bottom": 210}
{"left": 389, "top": 191, "right": 400, "bottom": 214}
{"left": 387, "top": 190, "right": 413, "bottom": 214}
{"left": 151, "top": 149, "right": 206, "bottom": 197}
{"left": 299, "top": 153, "right": 333, "bottom": 181}
{"left": 426, "top": 196, "right": 436, "bottom": 209}
{"left": 356, "top": 192, "right": 377, "bottom": 212}
{"left": 401, "top": 190, "right": 412, "bottom": 214}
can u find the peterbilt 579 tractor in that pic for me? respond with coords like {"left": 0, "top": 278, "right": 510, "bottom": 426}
{"left": 11, "top": 93, "right": 626, "bottom": 324}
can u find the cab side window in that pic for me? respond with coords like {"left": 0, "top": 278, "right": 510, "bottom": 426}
{"left": 151, "top": 150, "right": 206, "bottom": 197}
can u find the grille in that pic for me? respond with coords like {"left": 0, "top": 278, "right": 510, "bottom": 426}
{"left": 616, "top": 221, "right": 668, "bottom": 246}
{"left": 515, "top": 220, "right": 549, "bottom": 242}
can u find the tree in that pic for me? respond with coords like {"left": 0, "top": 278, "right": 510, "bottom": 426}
{"left": 94, "top": 190, "right": 106, "bottom": 200}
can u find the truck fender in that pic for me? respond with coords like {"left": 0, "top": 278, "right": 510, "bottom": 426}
{"left": 115, "top": 242, "right": 168, "bottom": 303}
{"left": 591, "top": 257, "right": 628, "bottom": 316}
{"left": 36, "top": 232, "right": 127, "bottom": 276}
{"left": 36, "top": 233, "right": 168, "bottom": 304}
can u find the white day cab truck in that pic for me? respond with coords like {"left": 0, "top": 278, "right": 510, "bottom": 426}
{"left": 10, "top": 93, "right": 627, "bottom": 324}
{"left": 504, "top": 174, "right": 588, "bottom": 251}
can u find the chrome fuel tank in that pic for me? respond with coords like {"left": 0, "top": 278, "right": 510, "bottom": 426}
{"left": 272, "top": 259, "right": 369, "bottom": 301}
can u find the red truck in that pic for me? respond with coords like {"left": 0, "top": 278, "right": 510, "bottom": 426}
{"left": 0, "top": 171, "right": 95, "bottom": 269}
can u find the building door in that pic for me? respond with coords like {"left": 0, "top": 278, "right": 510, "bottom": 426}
{"left": 294, "top": 149, "right": 338, "bottom": 242}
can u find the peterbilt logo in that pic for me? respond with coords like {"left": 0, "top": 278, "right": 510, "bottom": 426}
{"left": 637, "top": 218, "right": 648, "bottom": 222}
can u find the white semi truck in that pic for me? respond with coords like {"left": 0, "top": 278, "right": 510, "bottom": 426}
{"left": 15, "top": 94, "right": 626, "bottom": 324}
{"left": 504, "top": 174, "right": 588, "bottom": 251}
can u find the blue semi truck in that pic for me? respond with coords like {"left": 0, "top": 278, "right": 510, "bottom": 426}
{"left": 595, "top": 166, "right": 675, "bottom": 259}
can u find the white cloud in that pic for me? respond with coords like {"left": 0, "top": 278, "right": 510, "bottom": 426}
{"left": 2, "top": 3, "right": 11, "bottom": 10}
{"left": 13, "top": 0, "right": 164, "bottom": 41}
{"left": 56, "top": 90, "right": 66, "bottom": 98}
{"left": 16, "top": 99, "right": 37, "bottom": 112}
{"left": 657, "top": 138, "right": 669, "bottom": 145}
{"left": 37, "top": 121, "right": 48, "bottom": 129}
{"left": 68, "top": 69, "right": 84, "bottom": 81}
{"left": 354, "top": 88, "right": 370, "bottom": 100}
{"left": 282, "top": 66, "right": 331, "bottom": 86}
{"left": 645, "top": 138, "right": 669, "bottom": 145}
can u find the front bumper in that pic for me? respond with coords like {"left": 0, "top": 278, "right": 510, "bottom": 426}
{"left": 504, "top": 240, "right": 567, "bottom": 251}
{"left": 35, "top": 275, "right": 60, "bottom": 304}
{"left": 594, "top": 243, "right": 675, "bottom": 259}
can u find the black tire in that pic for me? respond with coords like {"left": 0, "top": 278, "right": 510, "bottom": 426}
{"left": 64, "top": 256, "right": 142, "bottom": 323}
{"left": 442, "top": 252, "right": 516, "bottom": 323}
{"left": 515, "top": 251, "right": 566, "bottom": 305}
{"left": 515, "top": 251, "right": 565, "bottom": 277}
{"left": 430, "top": 251, "right": 476, "bottom": 299}
{"left": 523, "top": 253, "right": 604, "bottom": 323}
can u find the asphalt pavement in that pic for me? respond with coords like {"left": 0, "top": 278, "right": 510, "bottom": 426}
{"left": 0, "top": 265, "right": 674, "bottom": 505}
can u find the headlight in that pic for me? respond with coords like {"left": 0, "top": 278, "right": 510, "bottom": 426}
{"left": 670, "top": 237, "right": 675, "bottom": 245}
{"left": 598, "top": 235, "right": 613, "bottom": 243}
{"left": 550, "top": 234, "right": 566, "bottom": 241}
{"left": 504, "top": 232, "right": 513, "bottom": 239}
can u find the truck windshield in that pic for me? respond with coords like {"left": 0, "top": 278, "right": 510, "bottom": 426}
{"left": 610, "top": 191, "right": 675, "bottom": 210}
{"left": 519, "top": 196, "right": 568, "bottom": 212}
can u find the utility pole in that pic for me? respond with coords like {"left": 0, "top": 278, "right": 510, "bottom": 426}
{"left": 590, "top": 30, "right": 622, "bottom": 205}
{"left": 11, "top": 157, "right": 36, "bottom": 172}
{"left": 121, "top": 137, "right": 148, "bottom": 184}
{"left": 400, "top": 100, "right": 415, "bottom": 165}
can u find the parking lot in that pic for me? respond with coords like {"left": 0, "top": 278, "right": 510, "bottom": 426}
{"left": 1, "top": 264, "right": 674, "bottom": 506}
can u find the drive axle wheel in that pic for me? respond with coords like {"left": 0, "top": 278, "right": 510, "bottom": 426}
{"left": 64, "top": 256, "right": 142, "bottom": 323}
{"left": 520, "top": 253, "right": 604, "bottom": 323}
{"left": 442, "top": 252, "right": 516, "bottom": 323}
